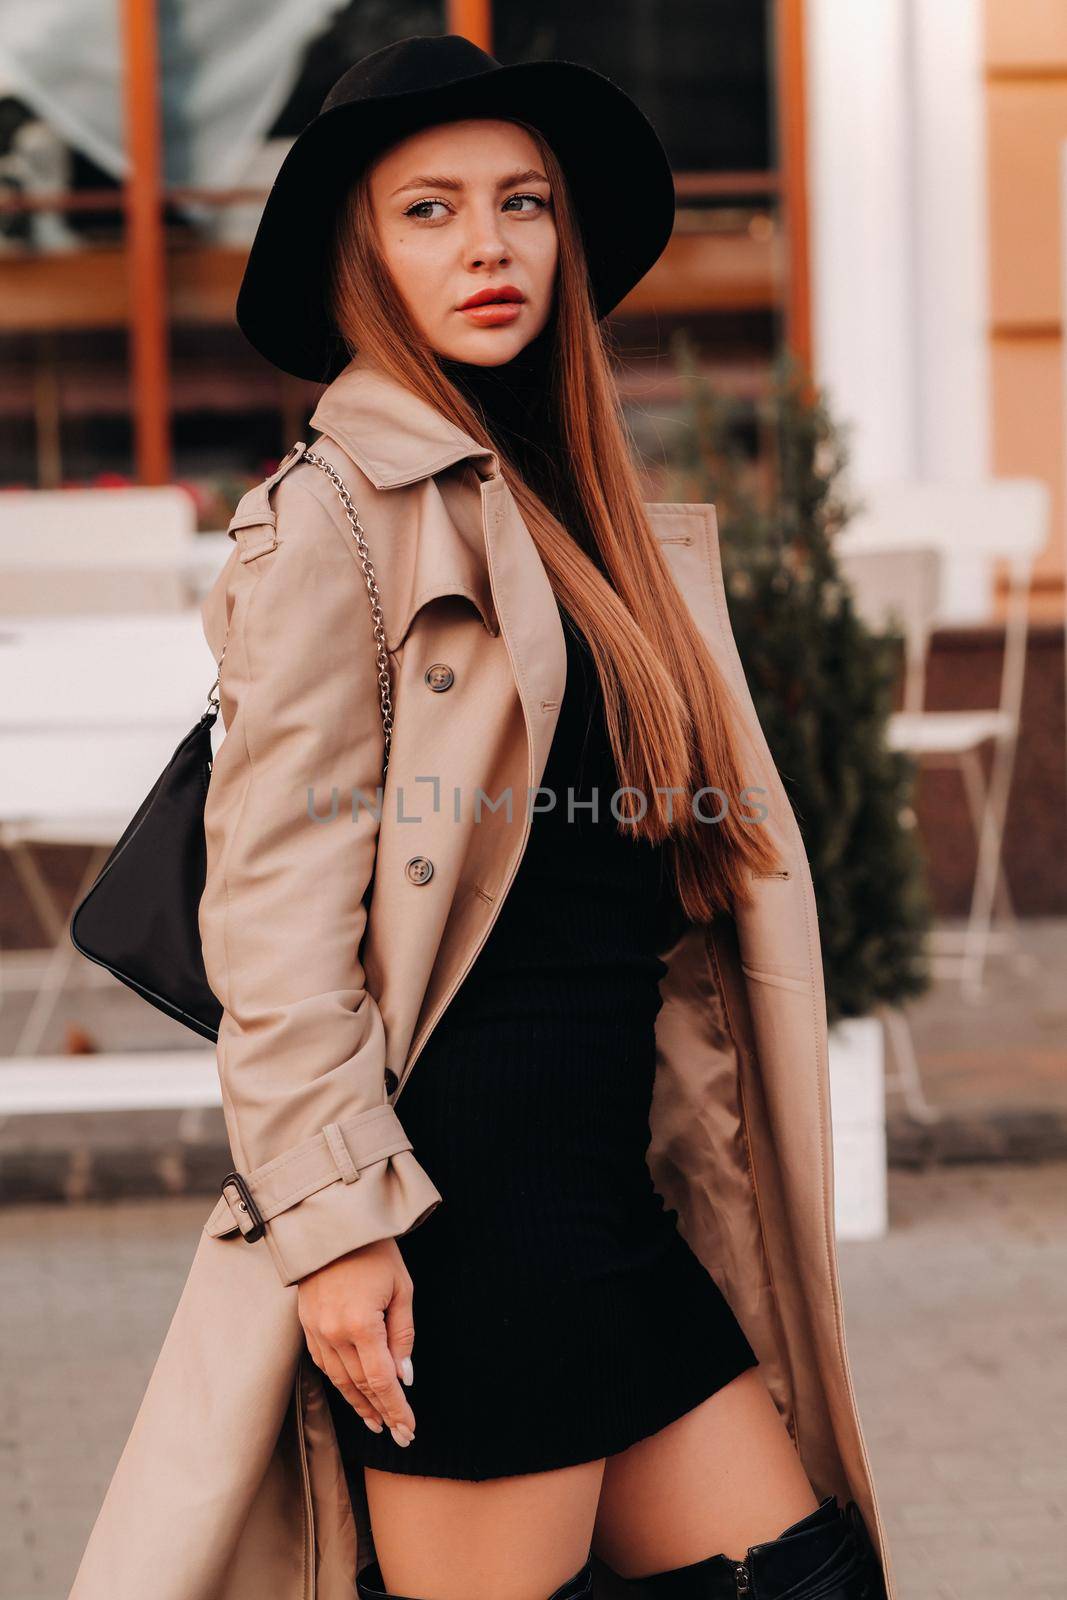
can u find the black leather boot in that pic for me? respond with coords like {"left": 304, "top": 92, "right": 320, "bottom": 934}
{"left": 355, "top": 1552, "right": 594, "bottom": 1599}
{"left": 614, "top": 1496, "right": 886, "bottom": 1599}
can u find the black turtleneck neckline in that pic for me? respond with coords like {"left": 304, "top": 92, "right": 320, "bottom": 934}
{"left": 434, "top": 318, "right": 604, "bottom": 578}
{"left": 435, "top": 316, "right": 560, "bottom": 501}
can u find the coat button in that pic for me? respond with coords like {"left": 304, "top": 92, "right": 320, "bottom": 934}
{"left": 424, "top": 662, "right": 454, "bottom": 692}
{"left": 405, "top": 855, "right": 434, "bottom": 885}
{"left": 384, "top": 1068, "right": 399, "bottom": 1095}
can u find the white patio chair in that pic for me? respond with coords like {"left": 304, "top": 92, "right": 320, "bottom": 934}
{"left": 835, "top": 544, "right": 944, "bottom": 1125}
{"left": 839, "top": 479, "right": 1048, "bottom": 1000}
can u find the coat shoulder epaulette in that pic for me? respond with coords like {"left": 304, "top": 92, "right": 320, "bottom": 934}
{"left": 226, "top": 440, "right": 308, "bottom": 563}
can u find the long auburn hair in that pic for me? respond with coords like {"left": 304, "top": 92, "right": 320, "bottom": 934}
{"left": 325, "top": 120, "right": 782, "bottom": 921}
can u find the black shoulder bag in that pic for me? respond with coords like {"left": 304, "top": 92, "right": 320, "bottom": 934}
{"left": 69, "top": 446, "right": 392, "bottom": 1041}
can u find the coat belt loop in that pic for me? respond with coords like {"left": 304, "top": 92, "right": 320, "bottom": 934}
{"left": 323, "top": 1121, "right": 361, "bottom": 1184}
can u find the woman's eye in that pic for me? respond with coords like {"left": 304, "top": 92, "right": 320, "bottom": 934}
{"left": 402, "top": 193, "right": 550, "bottom": 222}
{"left": 403, "top": 198, "right": 451, "bottom": 221}
{"left": 503, "top": 193, "right": 550, "bottom": 215}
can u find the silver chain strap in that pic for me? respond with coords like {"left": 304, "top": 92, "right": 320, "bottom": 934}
{"left": 207, "top": 449, "right": 394, "bottom": 774}
{"left": 206, "top": 642, "right": 225, "bottom": 713}
{"left": 303, "top": 450, "right": 394, "bottom": 770}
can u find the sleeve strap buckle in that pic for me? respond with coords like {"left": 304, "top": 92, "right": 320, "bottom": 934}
{"left": 220, "top": 1170, "right": 267, "bottom": 1242}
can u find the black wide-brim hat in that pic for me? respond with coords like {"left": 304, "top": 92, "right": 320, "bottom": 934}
{"left": 235, "top": 34, "right": 676, "bottom": 382}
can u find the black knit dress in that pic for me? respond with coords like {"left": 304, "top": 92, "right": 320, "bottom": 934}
{"left": 325, "top": 324, "right": 759, "bottom": 1482}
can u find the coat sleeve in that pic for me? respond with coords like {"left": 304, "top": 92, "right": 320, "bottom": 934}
{"left": 198, "top": 467, "right": 443, "bottom": 1287}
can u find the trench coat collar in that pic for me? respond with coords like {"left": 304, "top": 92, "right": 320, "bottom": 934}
{"left": 308, "top": 352, "right": 562, "bottom": 688}
{"left": 307, "top": 353, "right": 567, "bottom": 791}
{"left": 309, "top": 349, "right": 502, "bottom": 491}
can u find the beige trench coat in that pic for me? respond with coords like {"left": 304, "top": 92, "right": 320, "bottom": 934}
{"left": 68, "top": 351, "right": 897, "bottom": 1600}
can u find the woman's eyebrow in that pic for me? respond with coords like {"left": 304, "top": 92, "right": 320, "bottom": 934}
{"left": 390, "top": 167, "right": 549, "bottom": 197}
{"left": 496, "top": 168, "right": 549, "bottom": 189}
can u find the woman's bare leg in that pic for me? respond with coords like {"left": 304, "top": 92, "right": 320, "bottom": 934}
{"left": 591, "top": 1367, "right": 819, "bottom": 1579}
{"left": 364, "top": 1457, "right": 605, "bottom": 1600}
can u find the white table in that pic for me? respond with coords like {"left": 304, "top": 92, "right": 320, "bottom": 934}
{"left": 0, "top": 1052, "right": 220, "bottom": 1115}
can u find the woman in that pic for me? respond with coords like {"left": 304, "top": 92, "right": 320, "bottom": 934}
{"left": 68, "top": 35, "right": 895, "bottom": 1600}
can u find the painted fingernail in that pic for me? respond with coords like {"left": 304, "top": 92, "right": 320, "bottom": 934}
{"left": 399, "top": 1357, "right": 414, "bottom": 1387}
{"left": 390, "top": 1425, "right": 414, "bottom": 1447}
{"left": 363, "top": 1416, "right": 384, "bottom": 1434}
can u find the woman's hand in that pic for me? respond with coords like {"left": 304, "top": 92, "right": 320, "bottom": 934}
{"left": 297, "top": 1238, "right": 416, "bottom": 1446}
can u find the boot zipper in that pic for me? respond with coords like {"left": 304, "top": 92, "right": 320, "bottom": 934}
{"left": 734, "top": 1560, "right": 751, "bottom": 1596}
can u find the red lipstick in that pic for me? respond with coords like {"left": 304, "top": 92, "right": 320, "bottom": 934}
{"left": 457, "top": 284, "right": 525, "bottom": 326}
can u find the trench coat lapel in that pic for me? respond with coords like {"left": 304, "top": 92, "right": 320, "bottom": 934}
{"left": 309, "top": 353, "right": 568, "bottom": 765}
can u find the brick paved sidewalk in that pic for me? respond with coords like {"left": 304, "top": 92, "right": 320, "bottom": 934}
{"left": 2, "top": 1162, "right": 1064, "bottom": 1600}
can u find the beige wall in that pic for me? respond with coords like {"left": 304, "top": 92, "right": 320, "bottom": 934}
{"left": 986, "top": 0, "right": 1067, "bottom": 614}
